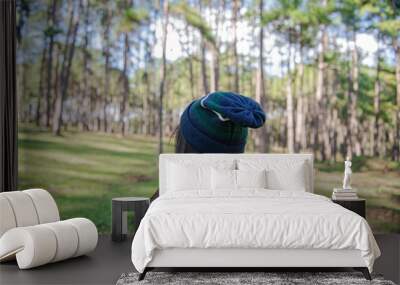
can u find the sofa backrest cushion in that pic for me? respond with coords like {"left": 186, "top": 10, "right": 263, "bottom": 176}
{"left": 159, "top": 154, "right": 314, "bottom": 195}
{"left": 0, "top": 189, "right": 60, "bottom": 238}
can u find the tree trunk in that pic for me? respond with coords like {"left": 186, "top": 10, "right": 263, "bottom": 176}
{"left": 36, "top": 46, "right": 47, "bottom": 126}
{"left": 295, "top": 44, "right": 306, "bottom": 152}
{"left": 254, "top": 0, "right": 268, "bottom": 153}
{"left": 346, "top": 28, "right": 361, "bottom": 158}
{"left": 158, "top": 0, "right": 169, "bottom": 154}
{"left": 200, "top": 38, "right": 209, "bottom": 95}
{"left": 142, "top": 72, "right": 149, "bottom": 135}
{"left": 210, "top": 47, "right": 219, "bottom": 92}
{"left": 45, "top": 0, "right": 58, "bottom": 128}
{"left": 209, "top": 1, "right": 222, "bottom": 93}
{"left": 232, "top": 0, "right": 239, "bottom": 93}
{"left": 373, "top": 34, "right": 382, "bottom": 156}
{"left": 52, "top": 0, "right": 82, "bottom": 135}
{"left": 102, "top": 3, "right": 112, "bottom": 133}
{"left": 185, "top": 25, "right": 195, "bottom": 99}
{"left": 81, "top": 0, "right": 90, "bottom": 132}
{"left": 330, "top": 61, "right": 340, "bottom": 161}
{"left": 120, "top": 1, "right": 131, "bottom": 136}
{"left": 393, "top": 37, "right": 400, "bottom": 161}
{"left": 315, "top": 25, "right": 330, "bottom": 159}
{"left": 286, "top": 41, "right": 294, "bottom": 153}
{"left": 52, "top": 43, "right": 61, "bottom": 116}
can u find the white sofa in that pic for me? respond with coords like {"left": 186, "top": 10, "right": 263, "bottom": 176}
{"left": 0, "top": 189, "right": 98, "bottom": 269}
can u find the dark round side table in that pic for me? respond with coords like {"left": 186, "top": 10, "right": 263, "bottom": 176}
{"left": 112, "top": 197, "right": 150, "bottom": 242}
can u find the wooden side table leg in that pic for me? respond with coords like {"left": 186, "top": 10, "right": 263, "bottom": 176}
{"left": 112, "top": 201, "right": 123, "bottom": 242}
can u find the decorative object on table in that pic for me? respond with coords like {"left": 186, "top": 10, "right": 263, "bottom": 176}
{"left": 0, "top": 189, "right": 98, "bottom": 269}
{"left": 112, "top": 197, "right": 150, "bottom": 242}
{"left": 332, "top": 158, "right": 359, "bottom": 200}
{"left": 332, "top": 199, "right": 366, "bottom": 218}
{"left": 332, "top": 188, "right": 359, "bottom": 200}
{"left": 343, "top": 157, "right": 352, "bottom": 190}
{"left": 116, "top": 271, "right": 394, "bottom": 285}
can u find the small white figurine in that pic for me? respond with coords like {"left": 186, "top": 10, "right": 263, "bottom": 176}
{"left": 343, "top": 158, "right": 352, "bottom": 190}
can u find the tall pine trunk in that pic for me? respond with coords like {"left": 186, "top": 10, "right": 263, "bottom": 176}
{"left": 210, "top": 47, "right": 219, "bottom": 92}
{"left": 158, "top": 0, "right": 169, "bottom": 154}
{"left": 36, "top": 46, "right": 47, "bottom": 126}
{"left": 254, "top": 0, "right": 268, "bottom": 153}
{"left": 315, "top": 25, "right": 330, "bottom": 159}
{"left": 286, "top": 41, "right": 294, "bottom": 153}
{"left": 52, "top": 0, "right": 82, "bottom": 135}
{"left": 81, "top": 0, "right": 90, "bottom": 132}
{"left": 209, "top": 2, "right": 222, "bottom": 93}
{"left": 102, "top": 3, "right": 112, "bottom": 133}
{"left": 346, "top": 28, "right": 361, "bottom": 157}
{"left": 393, "top": 37, "right": 400, "bottom": 161}
{"left": 144, "top": 36, "right": 153, "bottom": 134}
{"left": 232, "top": 0, "right": 239, "bottom": 93}
{"left": 295, "top": 44, "right": 306, "bottom": 152}
{"left": 45, "top": 0, "right": 58, "bottom": 127}
{"left": 184, "top": 25, "right": 195, "bottom": 99}
{"left": 120, "top": 2, "right": 130, "bottom": 136}
{"left": 200, "top": 37, "right": 209, "bottom": 95}
{"left": 373, "top": 34, "right": 382, "bottom": 156}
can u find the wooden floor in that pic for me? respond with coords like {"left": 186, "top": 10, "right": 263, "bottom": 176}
{"left": 0, "top": 234, "right": 399, "bottom": 285}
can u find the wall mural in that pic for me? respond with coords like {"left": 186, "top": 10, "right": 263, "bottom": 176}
{"left": 17, "top": 0, "right": 399, "bottom": 233}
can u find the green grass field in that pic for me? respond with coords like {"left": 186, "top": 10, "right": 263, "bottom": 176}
{"left": 18, "top": 126, "right": 400, "bottom": 233}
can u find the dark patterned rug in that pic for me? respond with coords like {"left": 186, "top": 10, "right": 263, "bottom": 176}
{"left": 116, "top": 272, "right": 396, "bottom": 285}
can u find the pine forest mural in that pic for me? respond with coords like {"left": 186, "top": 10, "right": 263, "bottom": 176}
{"left": 16, "top": 0, "right": 400, "bottom": 233}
